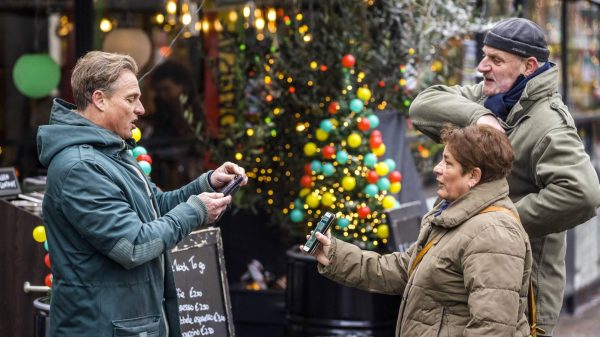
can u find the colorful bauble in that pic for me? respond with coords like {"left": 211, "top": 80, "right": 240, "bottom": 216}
{"left": 377, "top": 177, "right": 391, "bottom": 191}
{"left": 328, "top": 101, "right": 340, "bottom": 114}
{"left": 299, "top": 188, "right": 311, "bottom": 197}
{"left": 389, "top": 170, "right": 402, "bottom": 183}
{"left": 375, "top": 162, "right": 390, "bottom": 176}
{"left": 358, "top": 206, "right": 371, "bottom": 219}
{"left": 315, "top": 128, "right": 329, "bottom": 141}
{"left": 300, "top": 175, "right": 312, "bottom": 188}
{"left": 382, "top": 195, "right": 396, "bottom": 209}
{"left": 305, "top": 193, "right": 320, "bottom": 208}
{"left": 369, "top": 136, "right": 383, "bottom": 149}
{"left": 13, "top": 54, "right": 60, "bottom": 98}
{"left": 44, "top": 273, "right": 53, "bottom": 288}
{"left": 304, "top": 164, "right": 312, "bottom": 175}
{"left": 290, "top": 209, "right": 304, "bottom": 223}
{"left": 373, "top": 143, "right": 386, "bottom": 157}
{"left": 320, "top": 119, "right": 334, "bottom": 132}
{"left": 384, "top": 158, "right": 396, "bottom": 172}
{"left": 322, "top": 163, "right": 336, "bottom": 177}
{"left": 44, "top": 253, "right": 51, "bottom": 268}
{"left": 356, "top": 87, "right": 372, "bottom": 101}
{"left": 366, "top": 170, "right": 379, "bottom": 184}
{"left": 32, "top": 226, "right": 46, "bottom": 243}
{"left": 368, "top": 115, "right": 380, "bottom": 128}
{"left": 321, "top": 192, "right": 335, "bottom": 206}
{"left": 349, "top": 98, "right": 364, "bottom": 113}
{"left": 389, "top": 182, "right": 402, "bottom": 194}
{"left": 131, "top": 127, "right": 142, "bottom": 142}
{"left": 138, "top": 160, "right": 152, "bottom": 175}
{"left": 322, "top": 145, "right": 335, "bottom": 159}
{"left": 364, "top": 184, "right": 379, "bottom": 197}
{"left": 341, "top": 54, "right": 356, "bottom": 68}
{"left": 337, "top": 217, "right": 350, "bottom": 229}
{"left": 376, "top": 224, "right": 389, "bottom": 239}
{"left": 357, "top": 118, "right": 371, "bottom": 131}
{"left": 347, "top": 133, "right": 362, "bottom": 148}
{"left": 310, "top": 160, "right": 322, "bottom": 173}
{"left": 342, "top": 176, "right": 356, "bottom": 191}
{"left": 364, "top": 153, "right": 377, "bottom": 168}
{"left": 136, "top": 154, "right": 152, "bottom": 165}
{"left": 304, "top": 142, "right": 317, "bottom": 156}
{"left": 132, "top": 146, "right": 147, "bottom": 158}
{"left": 336, "top": 150, "right": 349, "bottom": 164}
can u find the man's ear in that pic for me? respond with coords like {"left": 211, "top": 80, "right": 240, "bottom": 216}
{"left": 91, "top": 90, "right": 106, "bottom": 112}
{"left": 523, "top": 57, "right": 539, "bottom": 77}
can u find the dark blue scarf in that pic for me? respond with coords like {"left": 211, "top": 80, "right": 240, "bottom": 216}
{"left": 434, "top": 200, "right": 449, "bottom": 217}
{"left": 484, "top": 62, "right": 551, "bottom": 121}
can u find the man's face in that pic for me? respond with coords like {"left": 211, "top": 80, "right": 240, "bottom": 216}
{"left": 101, "top": 70, "right": 145, "bottom": 139}
{"left": 477, "top": 46, "right": 527, "bottom": 96}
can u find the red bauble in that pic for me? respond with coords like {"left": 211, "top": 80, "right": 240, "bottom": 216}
{"left": 304, "top": 163, "right": 312, "bottom": 175}
{"left": 136, "top": 154, "right": 152, "bottom": 164}
{"left": 322, "top": 145, "right": 335, "bottom": 159}
{"left": 300, "top": 175, "right": 312, "bottom": 188}
{"left": 328, "top": 102, "right": 340, "bottom": 114}
{"left": 366, "top": 170, "right": 379, "bottom": 184}
{"left": 45, "top": 273, "right": 53, "bottom": 287}
{"left": 389, "top": 170, "right": 403, "bottom": 183}
{"left": 369, "top": 136, "right": 383, "bottom": 149}
{"left": 370, "top": 130, "right": 382, "bottom": 138}
{"left": 288, "top": 86, "right": 296, "bottom": 94}
{"left": 358, "top": 206, "right": 371, "bottom": 219}
{"left": 341, "top": 54, "right": 356, "bottom": 68}
{"left": 44, "top": 253, "right": 51, "bottom": 268}
{"left": 357, "top": 118, "right": 371, "bottom": 131}
{"left": 378, "top": 80, "right": 386, "bottom": 87}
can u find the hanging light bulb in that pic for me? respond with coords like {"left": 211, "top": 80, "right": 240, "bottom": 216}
{"left": 166, "top": 0, "right": 177, "bottom": 15}
{"left": 228, "top": 10, "right": 238, "bottom": 22}
{"left": 99, "top": 18, "right": 113, "bottom": 33}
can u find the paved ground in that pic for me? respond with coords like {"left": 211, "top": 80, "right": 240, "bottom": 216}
{"left": 554, "top": 294, "right": 600, "bottom": 337}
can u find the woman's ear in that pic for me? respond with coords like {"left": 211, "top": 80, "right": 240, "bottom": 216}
{"left": 91, "top": 90, "right": 106, "bottom": 112}
{"left": 470, "top": 167, "right": 482, "bottom": 187}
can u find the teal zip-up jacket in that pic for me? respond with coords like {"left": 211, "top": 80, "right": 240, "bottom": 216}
{"left": 37, "top": 99, "right": 213, "bottom": 337}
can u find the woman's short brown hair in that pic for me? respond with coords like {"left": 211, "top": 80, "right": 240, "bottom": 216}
{"left": 440, "top": 124, "right": 514, "bottom": 183}
{"left": 70, "top": 51, "right": 138, "bottom": 109}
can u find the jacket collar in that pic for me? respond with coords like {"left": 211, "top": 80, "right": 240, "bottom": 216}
{"left": 425, "top": 178, "right": 510, "bottom": 230}
{"left": 507, "top": 63, "right": 558, "bottom": 124}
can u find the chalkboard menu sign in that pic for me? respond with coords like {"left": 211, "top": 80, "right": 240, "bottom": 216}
{"left": 0, "top": 167, "right": 21, "bottom": 197}
{"left": 171, "top": 227, "right": 235, "bottom": 337}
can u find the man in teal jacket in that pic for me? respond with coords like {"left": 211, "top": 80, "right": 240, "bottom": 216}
{"left": 409, "top": 18, "right": 600, "bottom": 336}
{"left": 37, "top": 51, "right": 247, "bottom": 337}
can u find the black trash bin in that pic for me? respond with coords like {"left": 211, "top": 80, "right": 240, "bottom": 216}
{"left": 33, "top": 297, "right": 50, "bottom": 337}
{"left": 286, "top": 247, "right": 400, "bottom": 337}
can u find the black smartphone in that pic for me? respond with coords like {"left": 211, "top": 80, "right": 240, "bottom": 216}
{"left": 221, "top": 175, "right": 244, "bottom": 196}
{"left": 303, "top": 212, "right": 336, "bottom": 254}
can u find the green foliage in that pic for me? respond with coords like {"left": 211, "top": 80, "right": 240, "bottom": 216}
{"left": 205, "top": 0, "right": 487, "bottom": 247}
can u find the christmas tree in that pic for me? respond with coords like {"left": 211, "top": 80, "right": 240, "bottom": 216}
{"left": 203, "top": 0, "right": 488, "bottom": 249}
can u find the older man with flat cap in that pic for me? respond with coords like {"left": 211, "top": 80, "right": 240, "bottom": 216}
{"left": 410, "top": 18, "right": 600, "bottom": 336}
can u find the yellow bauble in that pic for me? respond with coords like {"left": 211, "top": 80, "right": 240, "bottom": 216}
{"left": 32, "top": 225, "right": 46, "bottom": 243}
{"left": 357, "top": 87, "right": 372, "bottom": 102}
{"left": 389, "top": 182, "right": 402, "bottom": 194}
{"left": 304, "top": 142, "right": 317, "bottom": 156}
{"left": 373, "top": 143, "right": 386, "bottom": 157}
{"left": 321, "top": 192, "right": 335, "bottom": 206}
{"left": 347, "top": 133, "right": 362, "bottom": 148}
{"left": 315, "top": 128, "right": 329, "bottom": 141}
{"left": 131, "top": 127, "right": 142, "bottom": 142}
{"left": 299, "top": 188, "right": 311, "bottom": 198}
{"left": 382, "top": 195, "right": 396, "bottom": 209}
{"left": 342, "top": 176, "right": 356, "bottom": 191}
{"left": 306, "top": 193, "right": 320, "bottom": 208}
{"left": 330, "top": 119, "right": 339, "bottom": 127}
{"left": 376, "top": 224, "right": 389, "bottom": 239}
{"left": 375, "top": 162, "right": 389, "bottom": 176}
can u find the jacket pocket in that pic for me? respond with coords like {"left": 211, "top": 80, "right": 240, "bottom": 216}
{"left": 112, "top": 315, "right": 160, "bottom": 337}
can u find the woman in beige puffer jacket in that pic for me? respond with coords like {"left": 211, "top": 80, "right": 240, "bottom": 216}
{"left": 305, "top": 124, "right": 533, "bottom": 337}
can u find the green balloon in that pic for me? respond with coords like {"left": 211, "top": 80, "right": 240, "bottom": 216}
{"left": 13, "top": 54, "right": 61, "bottom": 98}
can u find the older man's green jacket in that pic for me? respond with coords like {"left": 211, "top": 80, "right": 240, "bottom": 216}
{"left": 409, "top": 64, "right": 600, "bottom": 334}
{"left": 320, "top": 179, "right": 532, "bottom": 337}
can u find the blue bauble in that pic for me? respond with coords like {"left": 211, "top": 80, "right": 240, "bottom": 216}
{"left": 365, "top": 184, "right": 379, "bottom": 197}
{"left": 368, "top": 114, "right": 380, "bottom": 128}
{"left": 322, "top": 163, "right": 336, "bottom": 176}
{"left": 336, "top": 150, "right": 349, "bottom": 164}
{"left": 294, "top": 198, "right": 304, "bottom": 209}
{"left": 138, "top": 160, "right": 152, "bottom": 175}
{"left": 364, "top": 153, "right": 377, "bottom": 168}
{"left": 290, "top": 209, "right": 304, "bottom": 223}
{"left": 337, "top": 217, "right": 350, "bottom": 229}
{"left": 44, "top": 240, "right": 49, "bottom": 251}
{"left": 319, "top": 119, "right": 334, "bottom": 132}
{"left": 349, "top": 98, "right": 364, "bottom": 113}
{"left": 384, "top": 158, "right": 397, "bottom": 172}
{"left": 310, "top": 160, "right": 322, "bottom": 173}
{"left": 132, "top": 146, "right": 147, "bottom": 158}
{"left": 377, "top": 177, "right": 391, "bottom": 191}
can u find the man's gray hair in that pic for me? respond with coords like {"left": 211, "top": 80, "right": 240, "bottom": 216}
{"left": 71, "top": 51, "right": 138, "bottom": 109}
